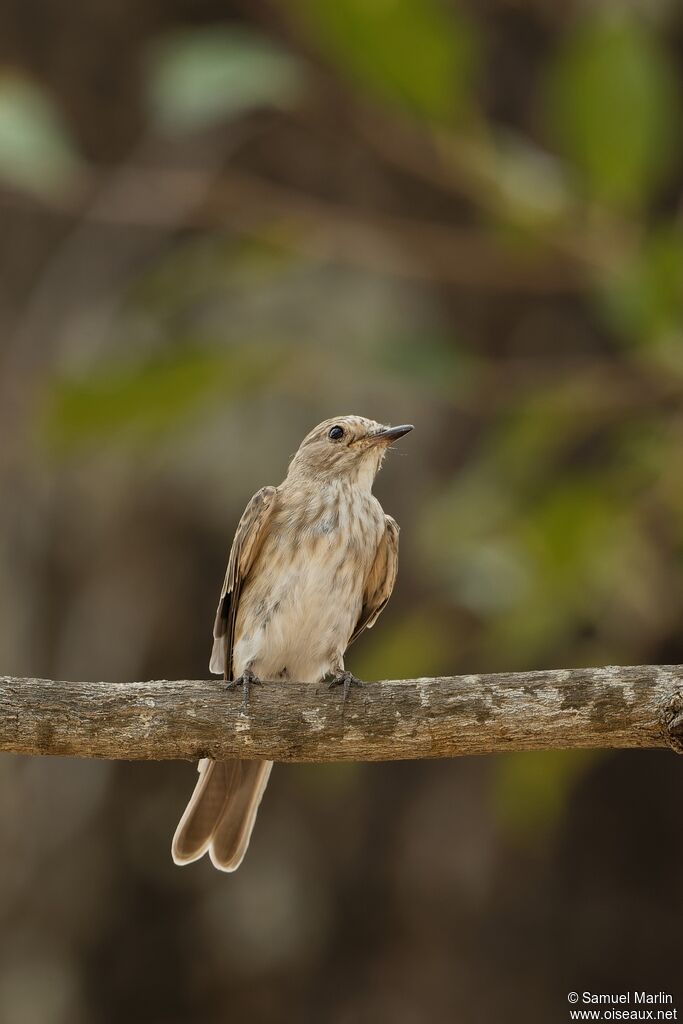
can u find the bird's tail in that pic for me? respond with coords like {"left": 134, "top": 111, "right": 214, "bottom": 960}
{"left": 171, "top": 758, "right": 273, "bottom": 871}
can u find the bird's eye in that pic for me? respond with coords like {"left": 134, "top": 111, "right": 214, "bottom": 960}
{"left": 328, "top": 425, "right": 344, "bottom": 441}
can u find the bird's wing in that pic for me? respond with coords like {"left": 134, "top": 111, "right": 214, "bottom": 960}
{"left": 209, "top": 486, "right": 278, "bottom": 678}
{"left": 348, "top": 515, "right": 400, "bottom": 647}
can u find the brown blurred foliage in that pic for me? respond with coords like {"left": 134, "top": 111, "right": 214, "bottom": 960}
{"left": 0, "top": 1, "right": 682, "bottom": 1022}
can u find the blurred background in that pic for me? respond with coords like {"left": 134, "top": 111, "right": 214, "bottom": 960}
{"left": 1, "top": 1, "right": 682, "bottom": 1021}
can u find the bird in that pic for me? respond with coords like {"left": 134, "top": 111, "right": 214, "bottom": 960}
{"left": 171, "top": 415, "right": 413, "bottom": 872}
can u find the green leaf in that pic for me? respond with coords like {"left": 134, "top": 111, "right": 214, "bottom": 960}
{"left": 294, "top": 0, "right": 478, "bottom": 123}
{"left": 146, "top": 26, "right": 305, "bottom": 132}
{"left": 599, "top": 226, "right": 683, "bottom": 352}
{"left": 0, "top": 75, "right": 81, "bottom": 196}
{"left": 42, "top": 343, "right": 283, "bottom": 451}
{"left": 545, "top": 12, "right": 679, "bottom": 207}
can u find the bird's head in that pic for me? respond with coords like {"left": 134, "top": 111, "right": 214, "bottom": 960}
{"left": 287, "top": 415, "right": 414, "bottom": 488}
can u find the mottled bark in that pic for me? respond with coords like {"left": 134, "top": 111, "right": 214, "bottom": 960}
{"left": 0, "top": 666, "right": 681, "bottom": 762}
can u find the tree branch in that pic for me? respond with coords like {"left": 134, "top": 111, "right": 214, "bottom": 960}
{"left": 1, "top": 666, "right": 682, "bottom": 763}
{"left": 0, "top": 166, "right": 586, "bottom": 292}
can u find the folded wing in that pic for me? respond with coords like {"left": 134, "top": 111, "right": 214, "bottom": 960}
{"left": 348, "top": 514, "right": 399, "bottom": 646}
{"left": 209, "top": 485, "right": 278, "bottom": 678}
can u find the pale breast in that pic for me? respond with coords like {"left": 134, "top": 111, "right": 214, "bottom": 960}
{"left": 233, "top": 488, "right": 385, "bottom": 683}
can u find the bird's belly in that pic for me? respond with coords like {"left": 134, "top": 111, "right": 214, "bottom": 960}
{"left": 233, "top": 540, "right": 368, "bottom": 684}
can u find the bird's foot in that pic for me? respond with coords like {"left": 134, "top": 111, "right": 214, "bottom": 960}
{"left": 226, "top": 667, "right": 262, "bottom": 708}
{"left": 327, "top": 670, "right": 362, "bottom": 702}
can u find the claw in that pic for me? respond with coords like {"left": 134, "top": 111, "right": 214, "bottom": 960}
{"left": 226, "top": 667, "right": 262, "bottom": 709}
{"left": 327, "top": 670, "right": 362, "bottom": 703}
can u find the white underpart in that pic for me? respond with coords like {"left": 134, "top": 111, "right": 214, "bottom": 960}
{"left": 232, "top": 480, "right": 385, "bottom": 685}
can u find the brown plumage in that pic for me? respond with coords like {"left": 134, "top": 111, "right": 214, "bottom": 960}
{"left": 172, "top": 415, "right": 413, "bottom": 872}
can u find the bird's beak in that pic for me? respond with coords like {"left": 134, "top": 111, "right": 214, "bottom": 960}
{"left": 371, "top": 424, "right": 414, "bottom": 444}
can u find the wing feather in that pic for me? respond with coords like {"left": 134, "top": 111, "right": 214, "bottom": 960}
{"left": 348, "top": 515, "right": 399, "bottom": 646}
{"left": 209, "top": 486, "right": 278, "bottom": 678}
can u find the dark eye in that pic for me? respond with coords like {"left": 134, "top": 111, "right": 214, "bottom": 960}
{"left": 328, "top": 425, "right": 344, "bottom": 441}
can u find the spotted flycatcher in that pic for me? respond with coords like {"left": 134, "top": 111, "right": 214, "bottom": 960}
{"left": 172, "top": 415, "right": 413, "bottom": 871}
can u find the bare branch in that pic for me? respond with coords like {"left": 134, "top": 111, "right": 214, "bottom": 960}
{"left": 0, "top": 166, "right": 585, "bottom": 292}
{"left": 1, "top": 666, "right": 682, "bottom": 762}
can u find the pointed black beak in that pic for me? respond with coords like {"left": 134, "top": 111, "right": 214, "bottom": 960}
{"left": 374, "top": 424, "right": 414, "bottom": 443}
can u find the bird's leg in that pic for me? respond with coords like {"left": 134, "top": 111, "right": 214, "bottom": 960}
{"left": 226, "top": 666, "right": 262, "bottom": 708}
{"left": 327, "top": 670, "right": 362, "bottom": 702}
